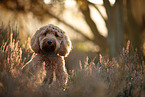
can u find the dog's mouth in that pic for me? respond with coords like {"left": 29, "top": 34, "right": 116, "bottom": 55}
{"left": 42, "top": 45, "right": 56, "bottom": 53}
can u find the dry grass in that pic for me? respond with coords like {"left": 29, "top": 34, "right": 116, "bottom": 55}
{"left": 0, "top": 24, "right": 145, "bottom": 97}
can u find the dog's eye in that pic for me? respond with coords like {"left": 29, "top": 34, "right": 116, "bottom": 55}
{"left": 55, "top": 33, "right": 59, "bottom": 37}
{"left": 44, "top": 32, "right": 47, "bottom": 36}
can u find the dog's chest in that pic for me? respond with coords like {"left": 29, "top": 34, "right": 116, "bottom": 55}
{"left": 42, "top": 57, "right": 58, "bottom": 68}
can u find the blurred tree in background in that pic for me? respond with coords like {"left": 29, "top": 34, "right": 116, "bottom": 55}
{"left": 0, "top": 0, "right": 145, "bottom": 58}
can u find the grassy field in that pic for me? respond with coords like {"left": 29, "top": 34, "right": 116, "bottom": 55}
{"left": 0, "top": 25, "right": 145, "bottom": 97}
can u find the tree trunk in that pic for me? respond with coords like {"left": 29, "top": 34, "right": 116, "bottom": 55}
{"left": 103, "top": 0, "right": 116, "bottom": 57}
{"left": 104, "top": 0, "right": 124, "bottom": 58}
{"left": 126, "top": 0, "right": 143, "bottom": 56}
{"left": 115, "top": 0, "right": 124, "bottom": 55}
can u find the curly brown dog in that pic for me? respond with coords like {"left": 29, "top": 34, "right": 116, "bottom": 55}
{"left": 22, "top": 24, "right": 71, "bottom": 86}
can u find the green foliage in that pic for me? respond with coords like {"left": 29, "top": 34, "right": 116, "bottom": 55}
{"left": 0, "top": 25, "right": 144, "bottom": 97}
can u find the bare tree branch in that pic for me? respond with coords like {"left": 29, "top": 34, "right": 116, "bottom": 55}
{"left": 88, "top": 1, "right": 107, "bottom": 24}
{"left": 43, "top": 11, "right": 94, "bottom": 42}
{"left": 103, "top": 0, "right": 111, "bottom": 15}
{"left": 77, "top": 0, "right": 108, "bottom": 52}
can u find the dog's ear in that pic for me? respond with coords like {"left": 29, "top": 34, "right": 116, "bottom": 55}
{"left": 30, "top": 30, "right": 41, "bottom": 53}
{"left": 58, "top": 34, "right": 72, "bottom": 57}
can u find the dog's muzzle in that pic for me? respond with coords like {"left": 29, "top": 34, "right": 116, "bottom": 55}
{"left": 42, "top": 40, "right": 56, "bottom": 52}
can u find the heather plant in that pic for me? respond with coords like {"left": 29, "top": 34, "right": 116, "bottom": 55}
{"left": 0, "top": 24, "right": 33, "bottom": 97}
{"left": 0, "top": 23, "right": 19, "bottom": 45}
{"left": 65, "top": 44, "right": 145, "bottom": 97}
{"left": 0, "top": 24, "right": 144, "bottom": 97}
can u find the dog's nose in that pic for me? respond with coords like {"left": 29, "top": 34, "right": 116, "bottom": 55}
{"left": 47, "top": 40, "right": 52, "bottom": 45}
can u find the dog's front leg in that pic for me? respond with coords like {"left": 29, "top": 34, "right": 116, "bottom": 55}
{"left": 55, "top": 60, "right": 68, "bottom": 87}
{"left": 43, "top": 64, "right": 54, "bottom": 84}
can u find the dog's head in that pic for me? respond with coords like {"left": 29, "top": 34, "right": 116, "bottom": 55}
{"left": 31, "top": 24, "right": 71, "bottom": 57}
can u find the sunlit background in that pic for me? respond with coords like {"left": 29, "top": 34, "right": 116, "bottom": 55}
{"left": 0, "top": 1, "right": 145, "bottom": 97}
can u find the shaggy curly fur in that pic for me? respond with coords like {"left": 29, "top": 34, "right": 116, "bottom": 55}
{"left": 22, "top": 24, "right": 71, "bottom": 86}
